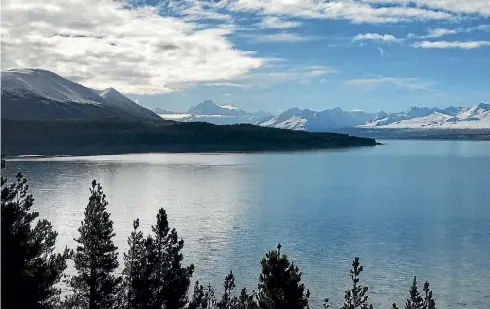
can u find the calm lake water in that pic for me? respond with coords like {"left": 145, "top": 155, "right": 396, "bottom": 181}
{"left": 5, "top": 140, "right": 490, "bottom": 308}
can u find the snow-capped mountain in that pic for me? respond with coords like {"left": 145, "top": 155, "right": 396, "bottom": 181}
{"left": 98, "top": 87, "right": 160, "bottom": 120}
{"left": 259, "top": 107, "right": 381, "bottom": 131}
{"left": 157, "top": 100, "right": 273, "bottom": 125}
{"left": 1, "top": 68, "right": 159, "bottom": 121}
{"left": 153, "top": 107, "right": 177, "bottom": 114}
{"left": 2, "top": 68, "right": 104, "bottom": 104}
{"left": 362, "top": 103, "right": 490, "bottom": 129}
{"left": 188, "top": 100, "right": 248, "bottom": 116}
{"left": 258, "top": 104, "right": 490, "bottom": 131}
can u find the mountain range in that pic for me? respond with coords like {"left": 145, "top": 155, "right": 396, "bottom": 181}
{"left": 154, "top": 100, "right": 273, "bottom": 125}
{"left": 1, "top": 68, "right": 160, "bottom": 121}
{"left": 2, "top": 68, "right": 488, "bottom": 131}
{"left": 1, "top": 68, "right": 378, "bottom": 155}
{"left": 155, "top": 102, "right": 490, "bottom": 130}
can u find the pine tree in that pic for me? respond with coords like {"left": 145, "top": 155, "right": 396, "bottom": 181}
{"left": 341, "top": 257, "right": 373, "bottom": 309}
{"left": 189, "top": 282, "right": 217, "bottom": 309}
{"left": 1, "top": 157, "right": 70, "bottom": 309}
{"left": 405, "top": 277, "right": 423, "bottom": 309}
{"left": 143, "top": 208, "right": 194, "bottom": 309}
{"left": 218, "top": 271, "right": 237, "bottom": 309}
{"left": 422, "top": 282, "right": 436, "bottom": 309}
{"left": 122, "top": 219, "right": 145, "bottom": 309}
{"left": 257, "top": 243, "right": 310, "bottom": 309}
{"left": 189, "top": 282, "right": 208, "bottom": 309}
{"left": 236, "top": 288, "right": 259, "bottom": 309}
{"left": 404, "top": 277, "right": 436, "bottom": 309}
{"left": 68, "top": 180, "right": 122, "bottom": 309}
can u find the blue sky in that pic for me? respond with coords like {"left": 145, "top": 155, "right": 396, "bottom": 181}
{"left": 3, "top": 0, "right": 490, "bottom": 113}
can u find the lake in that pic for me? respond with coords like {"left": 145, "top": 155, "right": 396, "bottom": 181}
{"left": 5, "top": 140, "right": 490, "bottom": 308}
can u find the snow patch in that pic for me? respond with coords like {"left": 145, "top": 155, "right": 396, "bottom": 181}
{"left": 2, "top": 68, "right": 103, "bottom": 105}
{"left": 159, "top": 113, "right": 192, "bottom": 120}
{"left": 219, "top": 105, "right": 239, "bottom": 110}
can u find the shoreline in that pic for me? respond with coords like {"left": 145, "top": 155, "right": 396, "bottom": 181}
{"left": 4, "top": 143, "right": 377, "bottom": 159}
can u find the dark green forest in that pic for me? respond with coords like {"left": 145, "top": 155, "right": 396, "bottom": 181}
{"left": 1, "top": 120, "right": 376, "bottom": 156}
{"left": 1, "top": 158, "right": 436, "bottom": 309}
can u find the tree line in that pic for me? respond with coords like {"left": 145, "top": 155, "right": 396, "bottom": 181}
{"left": 1, "top": 158, "right": 436, "bottom": 309}
{"left": 1, "top": 120, "right": 375, "bottom": 156}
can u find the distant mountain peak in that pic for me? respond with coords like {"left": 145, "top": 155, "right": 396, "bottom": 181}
{"left": 188, "top": 100, "right": 247, "bottom": 116}
{"left": 153, "top": 107, "right": 177, "bottom": 114}
{"left": 100, "top": 87, "right": 125, "bottom": 98}
{"left": 101, "top": 87, "right": 119, "bottom": 94}
{"left": 476, "top": 102, "right": 490, "bottom": 110}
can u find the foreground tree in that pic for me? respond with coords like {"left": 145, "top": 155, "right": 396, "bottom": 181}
{"left": 257, "top": 243, "right": 310, "bottom": 309}
{"left": 189, "top": 274, "right": 258, "bottom": 309}
{"left": 236, "top": 288, "right": 259, "bottom": 309}
{"left": 1, "top": 157, "right": 70, "bottom": 309}
{"left": 189, "top": 282, "right": 218, "bottom": 309}
{"left": 218, "top": 271, "right": 237, "bottom": 309}
{"left": 341, "top": 257, "right": 373, "bottom": 309}
{"left": 130, "top": 208, "right": 194, "bottom": 309}
{"left": 403, "top": 277, "right": 436, "bottom": 309}
{"left": 217, "top": 271, "right": 258, "bottom": 309}
{"left": 68, "top": 180, "right": 122, "bottom": 309}
{"left": 122, "top": 219, "right": 146, "bottom": 309}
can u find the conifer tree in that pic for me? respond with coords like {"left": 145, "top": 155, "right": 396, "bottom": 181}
{"left": 422, "top": 282, "right": 436, "bottom": 309}
{"left": 68, "top": 180, "right": 122, "bottom": 309}
{"left": 236, "top": 288, "right": 259, "bottom": 309}
{"left": 218, "top": 271, "right": 237, "bottom": 309}
{"left": 341, "top": 257, "right": 373, "bottom": 309}
{"left": 142, "top": 208, "right": 194, "bottom": 309}
{"left": 257, "top": 243, "right": 310, "bottom": 309}
{"left": 189, "top": 282, "right": 217, "bottom": 309}
{"left": 1, "top": 157, "right": 70, "bottom": 309}
{"left": 404, "top": 277, "right": 436, "bottom": 309}
{"left": 122, "top": 219, "right": 145, "bottom": 309}
{"left": 189, "top": 282, "right": 208, "bottom": 309}
{"left": 218, "top": 270, "right": 260, "bottom": 309}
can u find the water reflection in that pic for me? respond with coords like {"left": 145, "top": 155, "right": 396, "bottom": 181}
{"left": 5, "top": 141, "right": 490, "bottom": 308}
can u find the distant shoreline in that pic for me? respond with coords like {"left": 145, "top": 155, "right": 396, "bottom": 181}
{"left": 331, "top": 128, "right": 490, "bottom": 141}
{"left": 5, "top": 145, "right": 379, "bottom": 159}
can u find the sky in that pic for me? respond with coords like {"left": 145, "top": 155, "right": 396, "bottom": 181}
{"left": 2, "top": 0, "right": 490, "bottom": 113}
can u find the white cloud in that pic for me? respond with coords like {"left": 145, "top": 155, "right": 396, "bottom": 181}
{"left": 353, "top": 33, "right": 402, "bottom": 43}
{"left": 181, "top": 4, "right": 233, "bottom": 21}
{"left": 246, "top": 32, "right": 318, "bottom": 43}
{"left": 234, "top": 65, "right": 337, "bottom": 88}
{"left": 1, "top": 0, "right": 263, "bottom": 94}
{"left": 229, "top": 0, "right": 455, "bottom": 23}
{"left": 425, "top": 28, "right": 458, "bottom": 38}
{"left": 407, "top": 24, "right": 490, "bottom": 40}
{"left": 468, "top": 24, "right": 490, "bottom": 32}
{"left": 306, "top": 70, "right": 329, "bottom": 77}
{"left": 377, "top": 46, "right": 385, "bottom": 56}
{"left": 345, "top": 75, "right": 436, "bottom": 91}
{"left": 412, "top": 40, "right": 490, "bottom": 49}
{"left": 255, "top": 16, "right": 302, "bottom": 29}
{"left": 362, "top": 0, "right": 490, "bottom": 16}
{"left": 205, "top": 82, "right": 252, "bottom": 88}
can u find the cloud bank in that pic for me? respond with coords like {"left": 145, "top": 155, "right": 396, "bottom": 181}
{"left": 1, "top": 0, "right": 263, "bottom": 94}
